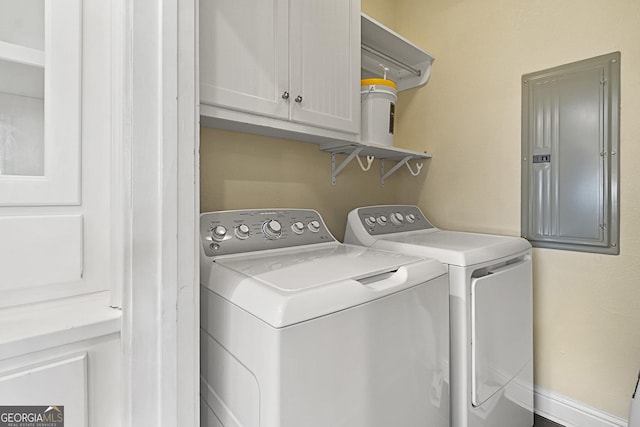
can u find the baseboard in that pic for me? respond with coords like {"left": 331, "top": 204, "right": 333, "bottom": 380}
{"left": 534, "top": 386, "right": 628, "bottom": 427}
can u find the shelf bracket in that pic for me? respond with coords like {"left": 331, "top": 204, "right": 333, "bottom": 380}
{"left": 331, "top": 147, "right": 365, "bottom": 185}
{"left": 380, "top": 155, "right": 419, "bottom": 186}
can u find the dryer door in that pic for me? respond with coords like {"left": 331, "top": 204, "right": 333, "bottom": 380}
{"left": 471, "top": 257, "right": 533, "bottom": 407}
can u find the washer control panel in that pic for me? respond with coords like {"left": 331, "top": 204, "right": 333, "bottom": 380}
{"left": 355, "top": 205, "right": 434, "bottom": 235}
{"left": 201, "top": 209, "right": 335, "bottom": 257}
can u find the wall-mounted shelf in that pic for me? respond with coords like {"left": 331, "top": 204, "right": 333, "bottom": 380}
{"left": 320, "top": 141, "right": 431, "bottom": 186}
{"left": 361, "top": 13, "right": 435, "bottom": 92}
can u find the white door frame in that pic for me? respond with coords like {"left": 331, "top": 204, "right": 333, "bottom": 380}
{"left": 120, "top": 0, "right": 199, "bottom": 425}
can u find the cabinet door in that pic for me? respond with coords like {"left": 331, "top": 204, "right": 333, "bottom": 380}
{"left": 199, "top": 0, "right": 289, "bottom": 120}
{"left": 0, "top": 0, "right": 114, "bottom": 307}
{"left": 0, "top": 354, "right": 87, "bottom": 426}
{"left": 289, "top": 0, "right": 360, "bottom": 134}
{"left": 0, "top": 0, "right": 83, "bottom": 302}
{"left": 0, "top": 0, "right": 81, "bottom": 205}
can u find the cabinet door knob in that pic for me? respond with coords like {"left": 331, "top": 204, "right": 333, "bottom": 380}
{"left": 281, "top": 91, "right": 290, "bottom": 100}
{"left": 295, "top": 95, "right": 303, "bottom": 103}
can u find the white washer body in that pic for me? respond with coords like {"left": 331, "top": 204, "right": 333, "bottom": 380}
{"left": 345, "top": 205, "right": 533, "bottom": 427}
{"left": 630, "top": 372, "right": 640, "bottom": 427}
{"left": 200, "top": 209, "right": 450, "bottom": 427}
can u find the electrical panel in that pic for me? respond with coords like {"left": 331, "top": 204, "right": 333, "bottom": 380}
{"left": 521, "top": 52, "right": 620, "bottom": 254}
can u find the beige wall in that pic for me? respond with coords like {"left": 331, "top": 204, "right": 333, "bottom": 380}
{"left": 391, "top": 0, "right": 640, "bottom": 418}
{"left": 199, "top": 127, "right": 423, "bottom": 241}
{"left": 360, "top": 0, "right": 397, "bottom": 29}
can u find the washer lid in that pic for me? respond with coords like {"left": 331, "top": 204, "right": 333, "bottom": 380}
{"left": 373, "top": 230, "right": 531, "bottom": 267}
{"left": 202, "top": 243, "right": 446, "bottom": 328}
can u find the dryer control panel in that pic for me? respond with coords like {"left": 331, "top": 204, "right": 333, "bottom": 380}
{"left": 354, "top": 205, "right": 435, "bottom": 235}
{"left": 200, "top": 209, "right": 336, "bottom": 257}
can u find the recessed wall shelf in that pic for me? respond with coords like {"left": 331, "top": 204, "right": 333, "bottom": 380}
{"left": 320, "top": 142, "right": 431, "bottom": 186}
{"left": 361, "top": 13, "right": 435, "bottom": 91}
{"left": 0, "top": 40, "right": 44, "bottom": 68}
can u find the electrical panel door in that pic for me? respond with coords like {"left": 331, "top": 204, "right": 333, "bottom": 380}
{"left": 521, "top": 52, "right": 620, "bottom": 254}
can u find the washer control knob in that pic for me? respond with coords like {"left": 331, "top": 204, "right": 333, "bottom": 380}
{"left": 390, "top": 212, "right": 404, "bottom": 225}
{"left": 406, "top": 213, "right": 416, "bottom": 223}
{"left": 211, "top": 225, "right": 227, "bottom": 242}
{"left": 262, "top": 220, "right": 282, "bottom": 240}
{"left": 235, "top": 224, "right": 250, "bottom": 240}
{"left": 308, "top": 220, "right": 321, "bottom": 233}
{"left": 377, "top": 215, "right": 388, "bottom": 226}
{"left": 291, "top": 221, "right": 305, "bottom": 235}
{"left": 364, "top": 216, "right": 376, "bottom": 227}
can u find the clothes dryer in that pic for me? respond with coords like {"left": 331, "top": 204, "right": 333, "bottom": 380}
{"left": 200, "top": 208, "right": 450, "bottom": 427}
{"left": 345, "top": 205, "right": 533, "bottom": 427}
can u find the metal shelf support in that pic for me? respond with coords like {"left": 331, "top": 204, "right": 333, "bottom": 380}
{"left": 331, "top": 146, "right": 365, "bottom": 185}
{"left": 380, "top": 156, "right": 424, "bottom": 186}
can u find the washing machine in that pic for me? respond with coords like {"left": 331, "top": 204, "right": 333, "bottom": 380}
{"left": 630, "top": 370, "right": 640, "bottom": 427}
{"left": 200, "top": 208, "right": 450, "bottom": 427}
{"left": 345, "top": 205, "right": 534, "bottom": 427}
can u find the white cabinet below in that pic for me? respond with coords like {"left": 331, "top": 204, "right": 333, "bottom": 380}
{"left": 0, "top": 292, "right": 121, "bottom": 427}
{"left": 199, "top": 0, "right": 360, "bottom": 144}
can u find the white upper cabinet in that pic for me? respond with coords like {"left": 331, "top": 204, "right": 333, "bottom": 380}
{"left": 199, "top": 0, "right": 360, "bottom": 142}
{"left": 0, "top": 0, "right": 81, "bottom": 206}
